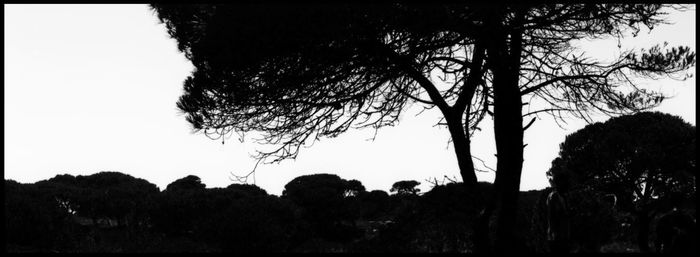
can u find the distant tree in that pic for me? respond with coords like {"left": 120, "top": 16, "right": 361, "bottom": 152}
{"left": 36, "top": 172, "right": 160, "bottom": 240}
{"left": 367, "top": 189, "right": 390, "bottom": 199}
{"left": 165, "top": 175, "right": 206, "bottom": 192}
{"left": 548, "top": 112, "right": 696, "bottom": 251}
{"left": 283, "top": 174, "right": 367, "bottom": 206}
{"left": 282, "top": 174, "right": 366, "bottom": 242}
{"left": 153, "top": 175, "right": 208, "bottom": 236}
{"left": 225, "top": 183, "right": 268, "bottom": 198}
{"left": 5, "top": 180, "right": 76, "bottom": 251}
{"left": 390, "top": 180, "right": 421, "bottom": 195}
{"left": 344, "top": 179, "right": 366, "bottom": 197}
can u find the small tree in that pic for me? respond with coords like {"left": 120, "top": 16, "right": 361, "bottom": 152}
{"left": 548, "top": 111, "right": 695, "bottom": 252}
{"left": 390, "top": 180, "right": 421, "bottom": 195}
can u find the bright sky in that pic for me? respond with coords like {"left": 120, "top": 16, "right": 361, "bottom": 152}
{"left": 4, "top": 5, "right": 696, "bottom": 195}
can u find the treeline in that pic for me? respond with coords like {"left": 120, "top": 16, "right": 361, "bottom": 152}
{"left": 4, "top": 171, "right": 685, "bottom": 253}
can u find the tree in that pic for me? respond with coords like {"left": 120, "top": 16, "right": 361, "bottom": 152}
{"left": 5, "top": 180, "right": 76, "bottom": 251}
{"left": 547, "top": 111, "right": 696, "bottom": 251}
{"left": 152, "top": 175, "right": 210, "bottom": 238}
{"left": 35, "top": 172, "right": 158, "bottom": 228}
{"left": 150, "top": 4, "right": 695, "bottom": 252}
{"left": 282, "top": 174, "right": 366, "bottom": 211}
{"left": 344, "top": 179, "right": 366, "bottom": 197}
{"left": 472, "top": 5, "right": 695, "bottom": 252}
{"left": 225, "top": 183, "right": 268, "bottom": 198}
{"left": 390, "top": 180, "right": 421, "bottom": 195}
{"left": 165, "top": 175, "right": 206, "bottom": 192}
{"left": 282, "top": 174, "right": 366, "bottom": 242}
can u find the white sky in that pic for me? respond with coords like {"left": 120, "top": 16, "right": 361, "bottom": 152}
{"left": 4, "top": 5, "right": 696, "bottom": 195}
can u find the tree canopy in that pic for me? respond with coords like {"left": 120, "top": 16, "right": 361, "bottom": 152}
{"left": 36, "top": 172, "right": 159, "bottom": 221}
{"left": 548, "top": 111, "right": 695, "bottom": 208}
{"left": 165, "top": 175, "right": 207, "bottom": 192}
{"left": 547, "top": 111, "right": 696, "bottom": 251}
{"left": 390, "top": 180, "right": 421, "bottom": 195}
{"left": 150, "top": 3, "right": 496, "bottom": 185}
{"left": 282, "top": 173, "right": 366, "bottom": 206}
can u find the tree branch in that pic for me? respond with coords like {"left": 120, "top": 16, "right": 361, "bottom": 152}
{"left": 454, "top": 42, "right": 486, "bottom": 113}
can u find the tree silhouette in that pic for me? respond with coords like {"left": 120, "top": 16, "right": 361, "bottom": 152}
{"left": 390, "top": 180, "right": 421, "bottom": 195}
{"left": 282, "top": 174, "right": 366, "bottom": 242}
{"left": 469, "top": 5, "right": 695, "bottom": 252}
{"left": 548, "top": 112, "right": 696, "bottom": 252}
{"left": 5, "top": 180, "right": 76, "bottom": 251}
{"left": 150, "top": 4, "right": 488, "bottom": 186}
{"left": 225, "top": 183, "right": 269, "bottom": 197}
{"left": 165, "top": 175, "right": 206, "bottom": 192}
{"left": 150, "top": 4, "right": 695, "bottom": 252}
{"left": 37, "top": 172, "right": 159, "bottom": 229}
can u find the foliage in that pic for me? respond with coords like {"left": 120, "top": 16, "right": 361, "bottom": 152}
{"left": 282, "top": 174, "right": 367, "bottom": 243}
{"left": 165, "top": 175, "right": 206, "bottom": 192}
{"left": 194, "top": 188, "right": 299, "bottom": 252}
{"left": 5, "top": 180, "right": 77, "bottom": 251}
{"left": 282, "top": 174, "right": 366, "bottom": 208}
{"left": 549, "top": 112, "right": 695, "bottom": 211}
{"left": 390, "top": 180, "right": 421, "bottom": 195}
{"left": 5, "top": 168, "right": 694, "bottom": 253}
{"left": 548, "top": 111, "right": 696, "bottom": 251}
{"left": 354, "top": 190, "right": 391, "bottom": 220}
{"left": 149, "top": 186, "right": 204, "bottom": 237}
{"left": 36, "top": 172, "right": 160, "bottom": 222}
{"left": 150, "top": 4, "right": 468, "bottom": 163}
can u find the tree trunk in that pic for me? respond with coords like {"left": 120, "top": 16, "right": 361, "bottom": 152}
{"left": 445, "top": 111, "right": 478, "bottom": 187}
{"left": 491, "top": 59, "right": 524, "bottom": 253}
{"left": 486, "top": 7, "right": 525, "bottom": 253}
{"left": 445, "top": 108, "right": 488, "bottom": 253}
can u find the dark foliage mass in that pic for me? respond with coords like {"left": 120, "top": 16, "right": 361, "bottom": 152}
{"left": 6, "top": 163, "right": 695, "bottom": 252}
{"left": 548, "top": 111, "right": 696, "bottom": 253}
{"left": 390, "top": 180, "right": 421, "bottom": 195}
{"left": 3, "top": 172, "right": 500, "bottom": 252}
